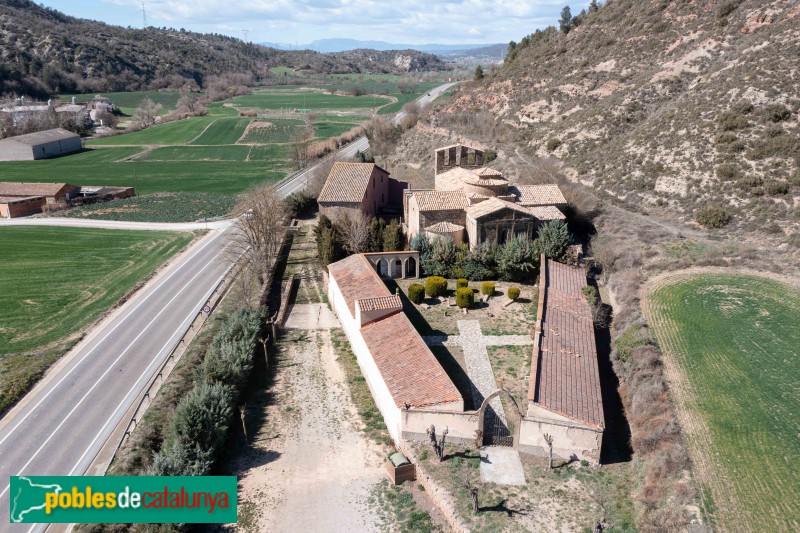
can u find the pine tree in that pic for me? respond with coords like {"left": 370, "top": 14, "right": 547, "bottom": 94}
{"left": 473, "top": 65, "right": 484, "bottom": 81}
{"left": 559, "top": 6, "right": 573, "bottom": 34}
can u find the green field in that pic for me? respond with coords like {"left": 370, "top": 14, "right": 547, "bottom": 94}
{"left": 0, "top": 147, "right": 283, "bottom": 195}
{"left": 645, "top": 273, "right": 800, "bottom": 531}
{"left": 0, "top": 226, "right": 194, "bottom": 412}
{"left": 89, "top": 116, "right": 219, "bottom": 146}
{"left": 190, "top": 118, "right": 252, "bottom": 145}
{"left": 59, "top": 90, "right": 180, "bottom": 115}
{"left": 65, "top": 193, "right": 237, "bottom": 222}
{"left": 227, "top": 88, "right": 391, "bottom": 110}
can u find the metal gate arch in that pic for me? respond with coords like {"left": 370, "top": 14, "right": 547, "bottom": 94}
{"left": 477, "top": 389, "right": 524, "bottom": 450}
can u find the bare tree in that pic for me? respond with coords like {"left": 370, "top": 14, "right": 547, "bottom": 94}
{"left": 229, "top": 185, "right": 288, "bottom": 304}
{"left": 544, "top": 433, "right": 554, "bottom": 470}
{"left": 289, "top": 127, "right": 311, "bottom": 169}
{"left": 336, "top": 212, "right": 371, "bottom": 255}
{"left": 463, "top": 478, "right": 479, "bottom": 514}
{"left": 426, "top": 424, "right": 449, "bottom": 462}
{"left": 132, "top": 97, "right": 163, "bottom": 129}
{"left": 473, "top": 429, "right": 483, "bottom": 449}
{"left": 177, "top": 85, "right": 207, "bottom": 116}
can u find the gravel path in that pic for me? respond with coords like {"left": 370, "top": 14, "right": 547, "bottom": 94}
{"left": 231, "top": 283, "right": 385, "bottom": 532}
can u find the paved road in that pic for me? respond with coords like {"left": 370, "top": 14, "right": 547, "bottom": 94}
{"left": 0, "top": 82, "right": 456, "bottom": 532}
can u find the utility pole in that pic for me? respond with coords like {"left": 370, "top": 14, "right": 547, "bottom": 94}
{"left": 242, "top": 29, "right": 250, "bottom": 43}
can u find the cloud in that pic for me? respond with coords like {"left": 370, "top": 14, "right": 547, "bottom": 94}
{"left": 99, "top": 0, "right": 591, "bottom": 44}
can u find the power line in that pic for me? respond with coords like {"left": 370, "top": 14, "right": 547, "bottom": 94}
{"left": 242, "top": 29, "right": 250, "bottom": 42}
{"left": 141, "top": 2, "right": 147, "bottom": 29}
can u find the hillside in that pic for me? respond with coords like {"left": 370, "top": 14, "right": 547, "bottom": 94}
{"left": 446, "top": 0, "right": 800, "bottom": 237}
{"left": 0, "top": 0, "right": 448, "bottom": 98}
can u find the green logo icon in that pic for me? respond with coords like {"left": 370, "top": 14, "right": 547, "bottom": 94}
{"left": 9, "top": 476, "right": 237, "bottom": 524}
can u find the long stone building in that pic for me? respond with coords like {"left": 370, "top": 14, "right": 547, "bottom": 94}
{"left": 0, "top": 128, "right": 82, "bottom": 161}
{"left": 318, "top": 162, "right": 407, "bottom": 221}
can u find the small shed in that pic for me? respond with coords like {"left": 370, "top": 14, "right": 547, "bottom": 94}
{"left": 386, "top": 452, "right": 416, "bottom": 485}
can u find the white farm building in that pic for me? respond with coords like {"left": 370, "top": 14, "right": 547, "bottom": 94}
{"left": 0, "top": 128, "right": 82, "bottom": 161}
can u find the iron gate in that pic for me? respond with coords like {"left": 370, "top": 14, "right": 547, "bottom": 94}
{"left": 483, "top": 408, "right": 513, "bottom": 447}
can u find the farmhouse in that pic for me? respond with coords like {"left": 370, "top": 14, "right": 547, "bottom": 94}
{"left": 0, "top": 128, "right": 82, "bottom": 161}
{"left": 524, "top": 255, "right": 604, "bottom": 461}
{"left": 0, "top": 182, "right": 134, "bottom": 218}
{"left": 327, "top": 253, "right": 463, "bottom": 442}
{"left": 318, "top": 162, "right": 408, "bottom": 221}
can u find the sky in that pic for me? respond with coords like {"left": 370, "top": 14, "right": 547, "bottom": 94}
{"left": 37, "top": 0, "right": 592, "bottom": 46}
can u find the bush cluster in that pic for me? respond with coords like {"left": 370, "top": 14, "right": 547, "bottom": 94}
{"left": 407, "top": 283, "right": 425, "bottom": 304}
{"left": 507, "top": 287, "right": 521, "bottom": 300}
{"left": 455, "top": 287, "right": 474, "bottom": 308}
{"left": 148, "top": 308, "right": 261, "bottom": 475}
{"left": 424, "top": 276, "right": 448, "bottom": 298}
{"left": 411, "top": 221, "right": 573, "bottom": 282}
{"left": 695, "top": 204, "right": 732, "bottom": 229}
{"left": 456, "top": 278, "right": 469, "bottom": 289}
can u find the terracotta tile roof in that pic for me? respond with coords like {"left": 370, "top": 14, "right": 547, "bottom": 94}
{"left": 528, "top": 206, "right": 566, "bottom": 221}
{"left": 327, "top": 253, "right": 463, "bottom": 409}
{"left": 358, "top": 294, "right": 402, "bottom": 312}
{"left": 409, "top": 190, "right": 469, "bottom": 211}
{"left": 318, "top": 162, "right": 387, "bottom": 204}
{"left": 327, "top": 254, "right": 392, "bottom": 315}
{"left": 3, "top": 128, "right": 80, "bottom": 146}
{"left": 465, "top": 197, "right": 535, "bottom": 219}
{"left": 0, "top": 182, "right": 72, "bottom": 197}
{"left": 361, "top": 312, "right": 463, "bottom": 408}
{"left": 425, "top": 221, "right": 465, "bottom": 233}
{"left": 475, "top": 167, "right": 503, "bottom": 177}
{"left": 513, "top": 185, "right": 567, "bottom": 207}
{"left": 529, "top": 257, "right": 604, "bottom": 429}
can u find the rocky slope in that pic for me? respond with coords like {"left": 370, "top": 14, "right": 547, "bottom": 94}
{"left": 0, "top": 0, "right": 448, "bottom": 98}
{"left": 446, "top": 0, "right": 800, "bottom": 237}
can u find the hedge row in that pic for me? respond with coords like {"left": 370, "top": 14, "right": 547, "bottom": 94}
{"left": 148, "top": 308, "right": 262, "bottom": 475}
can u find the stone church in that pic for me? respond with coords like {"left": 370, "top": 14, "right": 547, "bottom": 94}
{"left": 404, "top": 144, "right": 568, "bottom": 249}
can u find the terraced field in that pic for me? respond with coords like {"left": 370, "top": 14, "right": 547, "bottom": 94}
{"left": 643, "top": 271, "right": 800, "bottom": 532}
{"left": 60, "top": 90, "right": 180, "bottom": 115}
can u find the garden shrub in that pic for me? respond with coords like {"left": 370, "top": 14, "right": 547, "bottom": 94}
{"left": 409, "top": 233, "right": 432, "bottom": 275}
{"left": 537, "top": 220, "right": 572, "bottom": 260}
{"left": 425, "top": 276, "right": 448, "bottom": 298}
{"left": 455, "top": 287, "right": 474, "bottom": 309}
{"left": 481, "top": 281, "right": 495, "bottom": 296}
{"left": 408, "top": 283, "right": 425, "bottom": 304}
{"left": 456, "top": 278, "right": 468, "bottom": 289}
{"left": 507, "top": 287, "right": 521, "bottom": 300}
{"left": 497, "top": 235, "right": 537, "bottom": 282}
{"left": 695, "top": 204, "right": 732, "bottom": 228}
{"left": 462, "top": 242, "right": 497, "bottom": 280}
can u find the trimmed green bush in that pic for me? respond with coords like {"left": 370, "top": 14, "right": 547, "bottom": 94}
{"left": 456, "top": 278, "right": 468, "bottom": 289}
{"left": 455, "top": 288, "right": 474, "bottom": 309}
{"left": 481, "top": 281, "right": 495, "bottom": 296}
{"left": 408, "top": 283, "right": 425, "bottom": 304}
{"left": 425, "top": 276, "right": 448, "bottom": 298}
{"left": 507, "top": 287, "right": 521, "bottom": 300}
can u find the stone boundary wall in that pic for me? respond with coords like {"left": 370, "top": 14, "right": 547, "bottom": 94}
{"left": 401, "top": 408, "right": 479, "bottom": 446}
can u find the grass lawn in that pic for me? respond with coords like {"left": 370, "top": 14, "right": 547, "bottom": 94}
{"left": 390, "top": 278, "right": 537, "bottom": 337}
{"left": 410, "top": 441, "right": 635, "bottom": 532}
{"left": 645, "top": 273, "right": 800, "bottom": 531}
{"left": 65, "top": 192, "right": 238, "bottom": 223}
{"left": 0, "top": 226, "right": 194, "bottom": 413}
{"left": 486, "top": 345, "right": 531, "bottom": 409}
